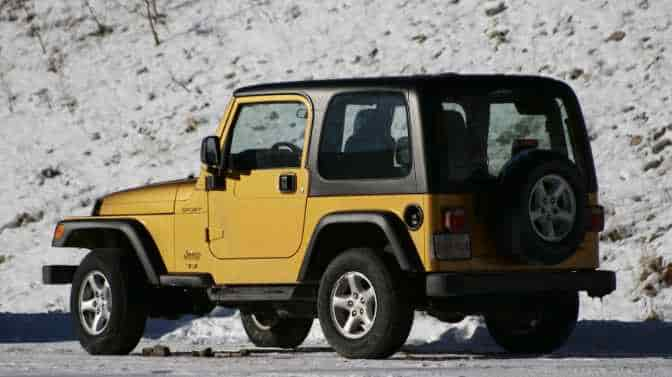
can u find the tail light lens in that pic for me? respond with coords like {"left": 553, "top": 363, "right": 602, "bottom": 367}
{"left": 444, "top": 208, "right": 467, "bottom": 233}
{"left": 588, "top": 206, "right": 605, "bottom": 232}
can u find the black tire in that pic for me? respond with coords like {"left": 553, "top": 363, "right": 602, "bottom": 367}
{"left": 70, "top": 249, "right": 147, "bottom": 355}
{"left": 495, "top": 151, "right": 588, "bottom": 265}
{"left": 317, "top": 248, "right": 414, "bottom": 359}
{"left": 485, "top": 291, "right": 579, "bottom": 354}
{"left": 240, "top": 311, "right": 313, "bottom": 348}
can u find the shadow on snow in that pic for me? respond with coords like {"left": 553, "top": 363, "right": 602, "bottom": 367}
{"left": 0, "top": 309, "right": 235, "bottom": 343}
{"left": 1, "top": 314, "right": 672, "bottom": 358}
{"left": 405, "top": 320, "right": 672, "bottom": 359}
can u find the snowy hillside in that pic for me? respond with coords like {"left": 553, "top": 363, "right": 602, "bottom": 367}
{"left": 1, "top": 0, "right": 672, "bottom": 344}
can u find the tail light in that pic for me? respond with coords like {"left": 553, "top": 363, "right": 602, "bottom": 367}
{"left": 435, "top": 208, "right": 471, "bottom": 260}
{"left": 444, "top": 208, "right": 468, "bottom": 233}
{"left": 588, "top": 206, "right": 605, "bottom": 232}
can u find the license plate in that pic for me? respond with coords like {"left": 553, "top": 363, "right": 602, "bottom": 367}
{"left": 433, "top": 233, "right": 471, "bottom": 260}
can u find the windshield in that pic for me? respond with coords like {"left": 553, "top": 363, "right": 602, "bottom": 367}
{"left": 422, "top": 87, "right": 579, "bottom": 191}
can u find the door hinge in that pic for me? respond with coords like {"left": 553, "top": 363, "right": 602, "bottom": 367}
{"left": 205, "top": 175, "right": 226, "bottom": 191}
{"left": 205, "top": 227, "right": 224, "bottom": 242}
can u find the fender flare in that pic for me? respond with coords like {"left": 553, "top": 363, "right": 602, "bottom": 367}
{"left": 297, "top": 211, "right": 424, "bottom": 282}
{"left": 52, "top": 219, "right": 166, "bottom": 285}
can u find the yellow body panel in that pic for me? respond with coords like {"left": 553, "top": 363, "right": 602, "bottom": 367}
{"left": 302, "top": 195, "right": 429, "bottom": 269}
{"left": 424, "top": 194, "right": 599, "bottom": 272}
{"left": 69, "top": 188, "right": 600, "bottom": 284}
{"left": 173, "top": 174, "right": 308, "bottom": 284}
{"left": 99, "top": 181, "right": 181, "bottom": 215}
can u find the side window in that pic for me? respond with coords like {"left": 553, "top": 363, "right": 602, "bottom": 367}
{"left": 228, "top": 101, "right": 307, "bottom": 170}
{"left": 318, "top": 92, "right": 411, "bottom": 180}
{"left": 431, "top": 101, "right": 475, "bottom": 182}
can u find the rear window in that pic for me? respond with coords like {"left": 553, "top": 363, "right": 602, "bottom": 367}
{"left": 423, "top": 88, "right": 578, "bottom": 189}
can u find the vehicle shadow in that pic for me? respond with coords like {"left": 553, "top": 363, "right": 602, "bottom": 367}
{"left": 2, "top": 314, "right": 672, "bottom": 359}
{"left": 405, "top": 320, "right": 672, "bottom": 359}
{"left": 0, "top": 312, "right": 76, "bottom": 343}
{"left": 0, "top": 309, "right": 235, "bottom": 343}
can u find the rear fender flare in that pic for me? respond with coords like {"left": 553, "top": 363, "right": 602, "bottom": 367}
{"left": 297, "top": 212, "right": 424, "bottom": 282}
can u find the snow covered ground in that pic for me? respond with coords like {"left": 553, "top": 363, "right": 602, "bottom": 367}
{"left": 1, "top": 343, "right": 671, "bottom": 377}
{"left": 2, "top": 311, "right": 672, "bottom": 376}
{"left": 1, "top": 0, "right": 672, "bottom": 373}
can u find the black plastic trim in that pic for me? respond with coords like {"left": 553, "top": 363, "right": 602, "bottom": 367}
{"left": 159, "top": 274, "right": 214, "bottom": 288}
{"left": 297, "top": 211, "right": 424, "bottom": 281}
{"left": 403, "top": 203, "right": 424, "bottom": 231}
{"left": 42, "top": 265, "right": 77, "bottom": 284}
{"left": 426, "top": 270, "right": 616, "bottom": 298}
{"left": 52, "top": 219, "right": 166, "bottom": 285}
{"left": 91, "top": 199, "right": 102, "bottom": 216}
{"left": 208, "top": 284, "right": 317, "bottom": 303}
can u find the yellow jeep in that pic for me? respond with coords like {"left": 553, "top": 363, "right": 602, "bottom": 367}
{"left": 43, "top": 74, "right": 615, "bottom": 358}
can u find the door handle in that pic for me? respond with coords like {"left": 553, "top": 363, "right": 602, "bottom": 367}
{"left": 278, "top": 173, "right": 297, "bottom": 193}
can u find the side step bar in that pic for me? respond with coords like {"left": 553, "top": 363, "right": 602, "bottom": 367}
{"left": 159, "top": 274, "right": 214, "bottom": 288}
{"left": 159, "top": 275, "right": 317, "bottom": 303}
{"left": 209, "top": 284, "right": 317, "bottom": 303}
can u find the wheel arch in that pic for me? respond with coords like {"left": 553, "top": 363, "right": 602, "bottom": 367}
{"left": 53, "top": 219, "right": 166, "bottom": 285}
{"left": 297, "top": 211, "right": 424, "bottom": 282}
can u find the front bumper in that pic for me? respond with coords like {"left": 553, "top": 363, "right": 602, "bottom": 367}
{"left": 42, "top": 265, "right": 77, "bottom": 284}
{"left": 426, "top": 270, "right": 616, "bottom": 298}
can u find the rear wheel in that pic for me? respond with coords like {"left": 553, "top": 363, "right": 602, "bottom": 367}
{"left": 240, "top": 311, "right": 313, "bottom": 348}
{"left": 317, "top": 248, "right": 414, "bottom": 359}
{"left": 70, "top": 249, "right": 147, "bottom": 355}
{"left": 485, "top": 291, "right": 578, "bottom": 354}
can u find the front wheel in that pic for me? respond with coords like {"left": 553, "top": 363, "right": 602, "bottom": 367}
{"left": 485, "top": 291, "right": 578, "bottom": 354}
{"left": 317, "top": 248, "right": 414, "bottom": 359}
{"left": 70, "top": 249, "right": 147, "bottom": 355}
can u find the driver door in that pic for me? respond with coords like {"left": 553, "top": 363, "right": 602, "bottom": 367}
{"left": 208, "top": 95, "right": 312, "bottom": 259}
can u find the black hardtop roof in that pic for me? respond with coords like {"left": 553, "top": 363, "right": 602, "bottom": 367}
{"left": 233, "top": 73, "right": 570, "bottom": 96}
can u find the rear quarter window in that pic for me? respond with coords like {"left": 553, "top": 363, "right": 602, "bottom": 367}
{"left": 318, "top": 92, "right": 411, "bottom": 180}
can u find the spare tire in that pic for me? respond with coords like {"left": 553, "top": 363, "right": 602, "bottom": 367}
{"left": 494, "top": 150, "right": 587, "bottom": 265}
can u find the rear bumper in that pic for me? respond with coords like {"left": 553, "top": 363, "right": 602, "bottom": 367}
{"left": 426, "top": 270, "right": 616, "bottom": 298}
{"left": 42, "top": 265, "right": 77, "bottom": 285}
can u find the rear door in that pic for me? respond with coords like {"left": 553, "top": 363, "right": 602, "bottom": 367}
{"left": 207, "top": 94, "right": 312, "bottom": 259}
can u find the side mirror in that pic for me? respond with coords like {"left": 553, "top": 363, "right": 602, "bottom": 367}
{"left": 395, "top": 136, "right": 411, "bottom": 167}
{"left": 200, "top": 136, "right": 221, "bottom": 169}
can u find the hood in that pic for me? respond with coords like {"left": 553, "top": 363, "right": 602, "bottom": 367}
{"left": 97, "top": 178, "right": 196, "bottom": 216}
